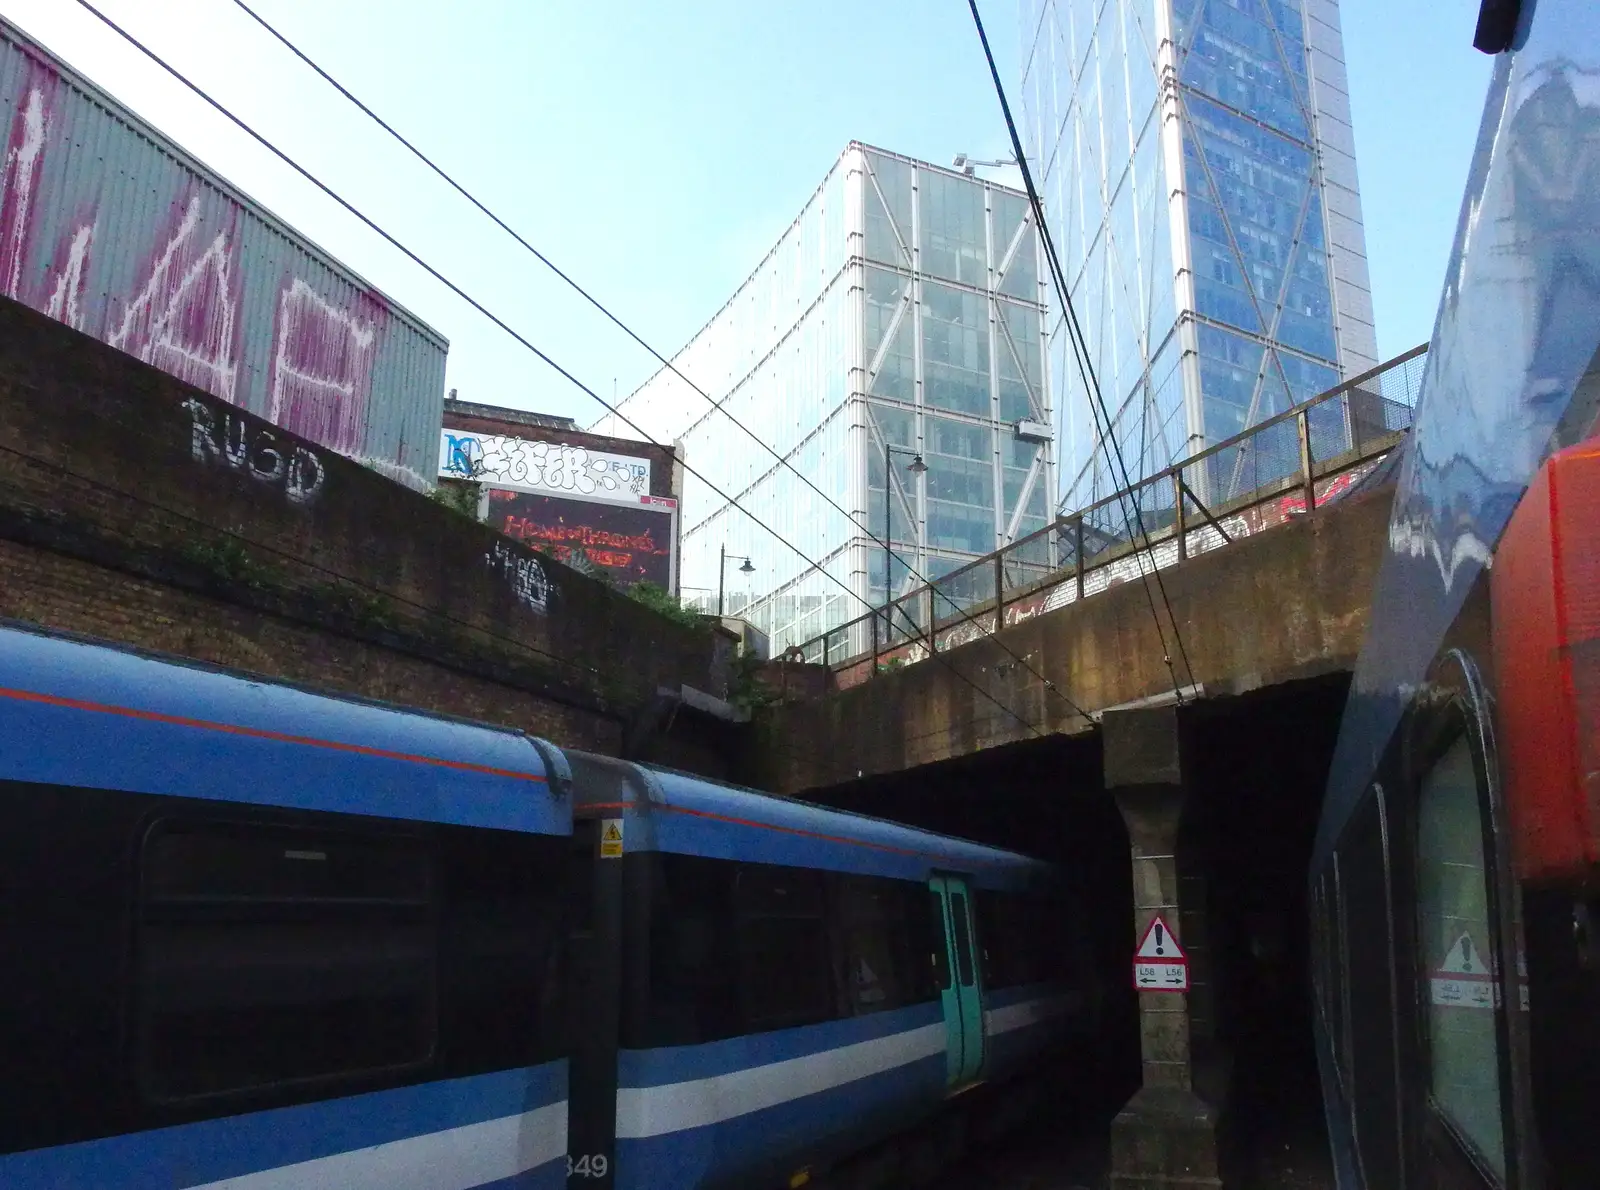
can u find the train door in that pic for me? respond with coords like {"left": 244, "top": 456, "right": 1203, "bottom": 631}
{"left": 928, "top": 875, "right": 986, "bottom": 1087}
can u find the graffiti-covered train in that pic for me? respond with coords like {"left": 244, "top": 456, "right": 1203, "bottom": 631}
{"left": 0, "top": 15, "right": 446, "bottom": 490}
{"left": 1310, "top": 1, "right": 1600, "bottom": 1186}
{"left": 0, "top": 619, "right": 1099, "bottom": 1189}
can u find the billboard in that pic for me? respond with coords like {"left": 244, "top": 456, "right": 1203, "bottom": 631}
{"left": 441, "top": 430, "right": 652, "bottom": 505}
{"left": 488, "top": 488, "right": 676, "bottom": 591}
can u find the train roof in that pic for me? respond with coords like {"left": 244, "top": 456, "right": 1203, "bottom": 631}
{"left": 571, "top": 753, "right": 1054, "bottom": 890}
{"left": 0, "top": 620, "right": 567, "bottom": 834}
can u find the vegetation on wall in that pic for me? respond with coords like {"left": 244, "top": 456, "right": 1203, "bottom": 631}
{"left": 627, "top": 580, "right": 705, "bottom": 632}
{"left": 429, "top": 479, "right": 482, "bottom": 519}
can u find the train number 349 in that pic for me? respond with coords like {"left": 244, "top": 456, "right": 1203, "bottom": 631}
{"left": 567, "top": 1154, "right": 610, "bottom": 1179}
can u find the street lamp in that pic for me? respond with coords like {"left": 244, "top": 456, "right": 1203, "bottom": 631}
{"left": 884, "top": 443, "right": 927, "bottom": 609}
{"left": 717, "top": 544, "right": 755, "bottom": 617}
{"left": 952, "top": 152, "right": 1018, "bottom": 176}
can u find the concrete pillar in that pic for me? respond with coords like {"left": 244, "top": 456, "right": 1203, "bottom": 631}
{"left": 1104, "top": 705, "right": 1222, "bottom": 1190}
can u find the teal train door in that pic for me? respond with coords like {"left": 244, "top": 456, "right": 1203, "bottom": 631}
{"left": 928, "top": 875, "right": 986, "bottom": 1086}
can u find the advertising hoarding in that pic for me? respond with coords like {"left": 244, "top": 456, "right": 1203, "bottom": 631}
{"left": 487, "top": 488, "right": 676, "bottom": 591}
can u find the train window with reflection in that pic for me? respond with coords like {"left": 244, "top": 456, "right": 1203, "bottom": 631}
{"left": 734, "top": 865, "right": 835, "bottom": 1031}
{"left": 138, "top": 820, "right": 434, "bottom": 1101}
{"left": 1417, "top": 734, "right": 1506, "bottom": 1178}
{"left": 835, "top": 874, "right": 918, "bottom": 1014}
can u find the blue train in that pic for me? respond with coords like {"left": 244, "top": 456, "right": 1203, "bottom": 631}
{"left": 0, "top": 619, "right": 1096, "bottom": 1189}
{"left": 1310, "top": 1, "right": 1600, "bottom": 1187}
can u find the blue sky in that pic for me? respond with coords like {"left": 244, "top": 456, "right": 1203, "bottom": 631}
{"left": 1, "top": 0, "right": 1491, "bottom": 428}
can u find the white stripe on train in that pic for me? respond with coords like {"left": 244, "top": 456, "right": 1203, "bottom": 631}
{"left": 614, "top": 994, "right": 1072, "bottom": 1141}
{"left": 184, "top": 1101, "right": 568, "bottom": 1190}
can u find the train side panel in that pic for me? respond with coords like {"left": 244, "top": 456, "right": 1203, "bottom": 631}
{"left": 0, "top": 624, "right": 572, "bottom": 1189}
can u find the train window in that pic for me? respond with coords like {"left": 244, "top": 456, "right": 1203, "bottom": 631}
{"left": 735, "top": 865, "right": 836, "bottom": 1032}
{"left": 638, "top": 853, "right": 740, "bottom": 1047}
{"left": 434, "top": 828, "right": 567, "bottom": 1075}
{"left": 1416, "top": 735, "right": 1507, "bottom": 1178}
{"left": 137, "top": 820, "right": 435, "bottom": 1101}
{"left": 901, "top": 884, "right": 939, "bottom": 1002}
{"left": 949, "top": 891, "right": 976, "bottom": 987}
{"left": 928, "top": 891, "right": 953, "bottom": 991}
{"left": 835, "top": 874, "right": 918, "bottom": 1014}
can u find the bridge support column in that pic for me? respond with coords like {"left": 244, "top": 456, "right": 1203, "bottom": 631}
{"left": 1105, "top": 705, "right": 1222, "bottom": 1190}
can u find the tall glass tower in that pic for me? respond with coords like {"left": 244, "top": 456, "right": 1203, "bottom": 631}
{"left": 1020, "top": 0, "right": 1378, "bottom": 511}
{"left": 594, "top": 144, "right": 1051, "bottom": 650}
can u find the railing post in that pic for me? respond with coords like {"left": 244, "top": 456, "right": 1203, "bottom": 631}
{"left": 1172, "top": 469, "right": 1187, "bottom": 561}
{"left": 995, "top": 549, "right": 1006, "bottom": 628}
{"left": 870, "top": 609, "right": 879, "bottom": 677}
{"left": 1075, "top": 515, "right": 1086, "bottom": 601}
{"left": 1297, "top": 408, "right": 1317, "bottom": 512}
{"left": 823, "top": 630, "right": 830, "bottom": 669}
{"left": 924, "top": 585, "right": 936, "bottom": 653}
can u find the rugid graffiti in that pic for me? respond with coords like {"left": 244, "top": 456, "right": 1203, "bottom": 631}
{"left": 0, "top": 24, "right": 447, "bottom": 487}
{"left": 183, "top": 397, "right": 325, "bottom": 505}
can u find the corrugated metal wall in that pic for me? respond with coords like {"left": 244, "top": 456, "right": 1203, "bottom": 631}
{"left": 0, "top": 17, "right": 447, "bottom": 489}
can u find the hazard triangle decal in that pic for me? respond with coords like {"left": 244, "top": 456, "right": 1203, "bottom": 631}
{"left": 1133, "top": 914, "right": 1188, "bottom": 992}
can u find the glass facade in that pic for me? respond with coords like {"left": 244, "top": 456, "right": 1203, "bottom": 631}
{"left": 1019, "top": 0, "right": 1378, "bottom": 511}
{"left": 592, "top": 145, "right": 1050, "bottom": 650}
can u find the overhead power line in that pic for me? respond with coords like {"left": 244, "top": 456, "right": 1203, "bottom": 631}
{"left": 73, "top": 0, "right": 1068, "bottom": 739}
{"left": 209, "top": 0, "right": 1097, "bottom": 727}
{"left": 967, "top": 0, "right": 1197, "bottom": 704}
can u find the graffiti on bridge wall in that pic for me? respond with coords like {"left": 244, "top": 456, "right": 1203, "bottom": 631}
{"left": 184, "top": 397, "right": 325, "bottom": 505}
{"left": 485, "top": 539, "right": 551, "bottom": 616}
{"left": 0, "top": 61, "right": 392, "bottom": 460}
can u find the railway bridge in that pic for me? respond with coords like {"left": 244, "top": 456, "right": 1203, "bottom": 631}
{"left": 755, "top": 348, "right": 1428, "bottom": 1189}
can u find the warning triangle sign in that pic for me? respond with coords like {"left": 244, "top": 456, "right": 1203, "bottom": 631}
{"left": 603, "top": 822, "right": 622, "bottom": 844}
{"left": 1436, "top": 933, "right": 1490, "bottom": 978}
{"left": 1136, "top": 915, "right": 1186, "bottom": 961}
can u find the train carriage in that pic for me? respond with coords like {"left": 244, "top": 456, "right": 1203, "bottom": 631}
{"left": 565, "top": 753, "right": 1092, "bottom": 1189}
{"left": 1310, "top": 1, "right": 1600, "bottom": 1186}
{"left": 0, "top": 617, "right": 1096, "bottom": 1188}
{"left": 0, "top": 620, "right": 574, "bottom": 1189}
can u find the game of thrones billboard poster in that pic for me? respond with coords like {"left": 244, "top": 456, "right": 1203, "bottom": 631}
{"left": 488, "top": 488, "right": 676, "bottom": 591}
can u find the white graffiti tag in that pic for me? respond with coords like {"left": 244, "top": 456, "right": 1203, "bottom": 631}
{"left": 440, "top": 431, "right": 650, "bottom": 503}
{"left": 486, "top": 540, "right": 551, "bottom": 615}
{"left": 184, "top": 397, "right": 325, "bottom": 504}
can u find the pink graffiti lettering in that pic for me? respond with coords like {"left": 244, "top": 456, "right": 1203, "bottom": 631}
{"left": 110, "top": 194, "right": 241, "bottom": 404}
{"left": 0, "top": 48, "right": 404, "bottom": 469}
{"left": 268, "top": 279, "right": 377, "bottom": 455}
{"left": 43, "top": 221, "right": 93, "bottom": 330}
{"left": 0, "top": 83, "right": 45, "bottom": 299}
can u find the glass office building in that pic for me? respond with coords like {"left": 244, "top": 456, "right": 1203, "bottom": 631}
{"left": 593, "top": 143, "right": 1051, "bottom": 650}
{"left": 1019, "top": 0, "right": 1378, "bottom": 511}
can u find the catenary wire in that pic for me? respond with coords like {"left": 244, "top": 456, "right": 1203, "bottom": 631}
{"left": 218, "top": 0, "right": 1095, "bottom": 726}
{"left": 968, "top": 0, "right": 1197, "bottom": 702}
{"left": 73, "top": 0, "right": 1069, "bottom": 738}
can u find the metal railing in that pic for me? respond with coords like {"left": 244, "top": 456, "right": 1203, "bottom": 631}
{"left": 797, "top": 344, "right": 1429, "bottom": 688}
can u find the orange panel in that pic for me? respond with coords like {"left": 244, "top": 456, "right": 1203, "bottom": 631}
{"left": 1492, "top": 442, "right": 1600, "bottom": 881}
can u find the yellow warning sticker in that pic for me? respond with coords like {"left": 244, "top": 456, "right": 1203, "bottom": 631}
{"left": 599, "top": 818, "right": 624, "bottom": 859}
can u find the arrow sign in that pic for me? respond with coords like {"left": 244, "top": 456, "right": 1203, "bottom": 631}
{"left": 1133, "top": 915, "right": 1188, "bottom": 992}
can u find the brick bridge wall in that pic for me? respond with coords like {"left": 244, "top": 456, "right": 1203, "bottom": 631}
{"left": 0, "top": 297, "right": 738, "bottom": 772}
{"left": 755, "top": 480, "right": 1395, "bottom": 794}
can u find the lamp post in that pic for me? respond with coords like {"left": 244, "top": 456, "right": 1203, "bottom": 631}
{"left": 884, "top": 444, "right": 927, "bottom": 611}
{"left": 951, "top": 152, "right": 1018, "bottom": 176}
{"left": 717, "top": 544, "right": 755, "bottom": 618}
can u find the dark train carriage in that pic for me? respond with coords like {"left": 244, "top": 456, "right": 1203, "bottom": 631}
{"left": 1310, "top": 2, "right": 1600, "bottom": 1186}
{"left": 0, "top": 621, "right": 573, "bottom": 1189}
{"left": 565, "top": 753, "right": 1097, "bottom": 1190}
